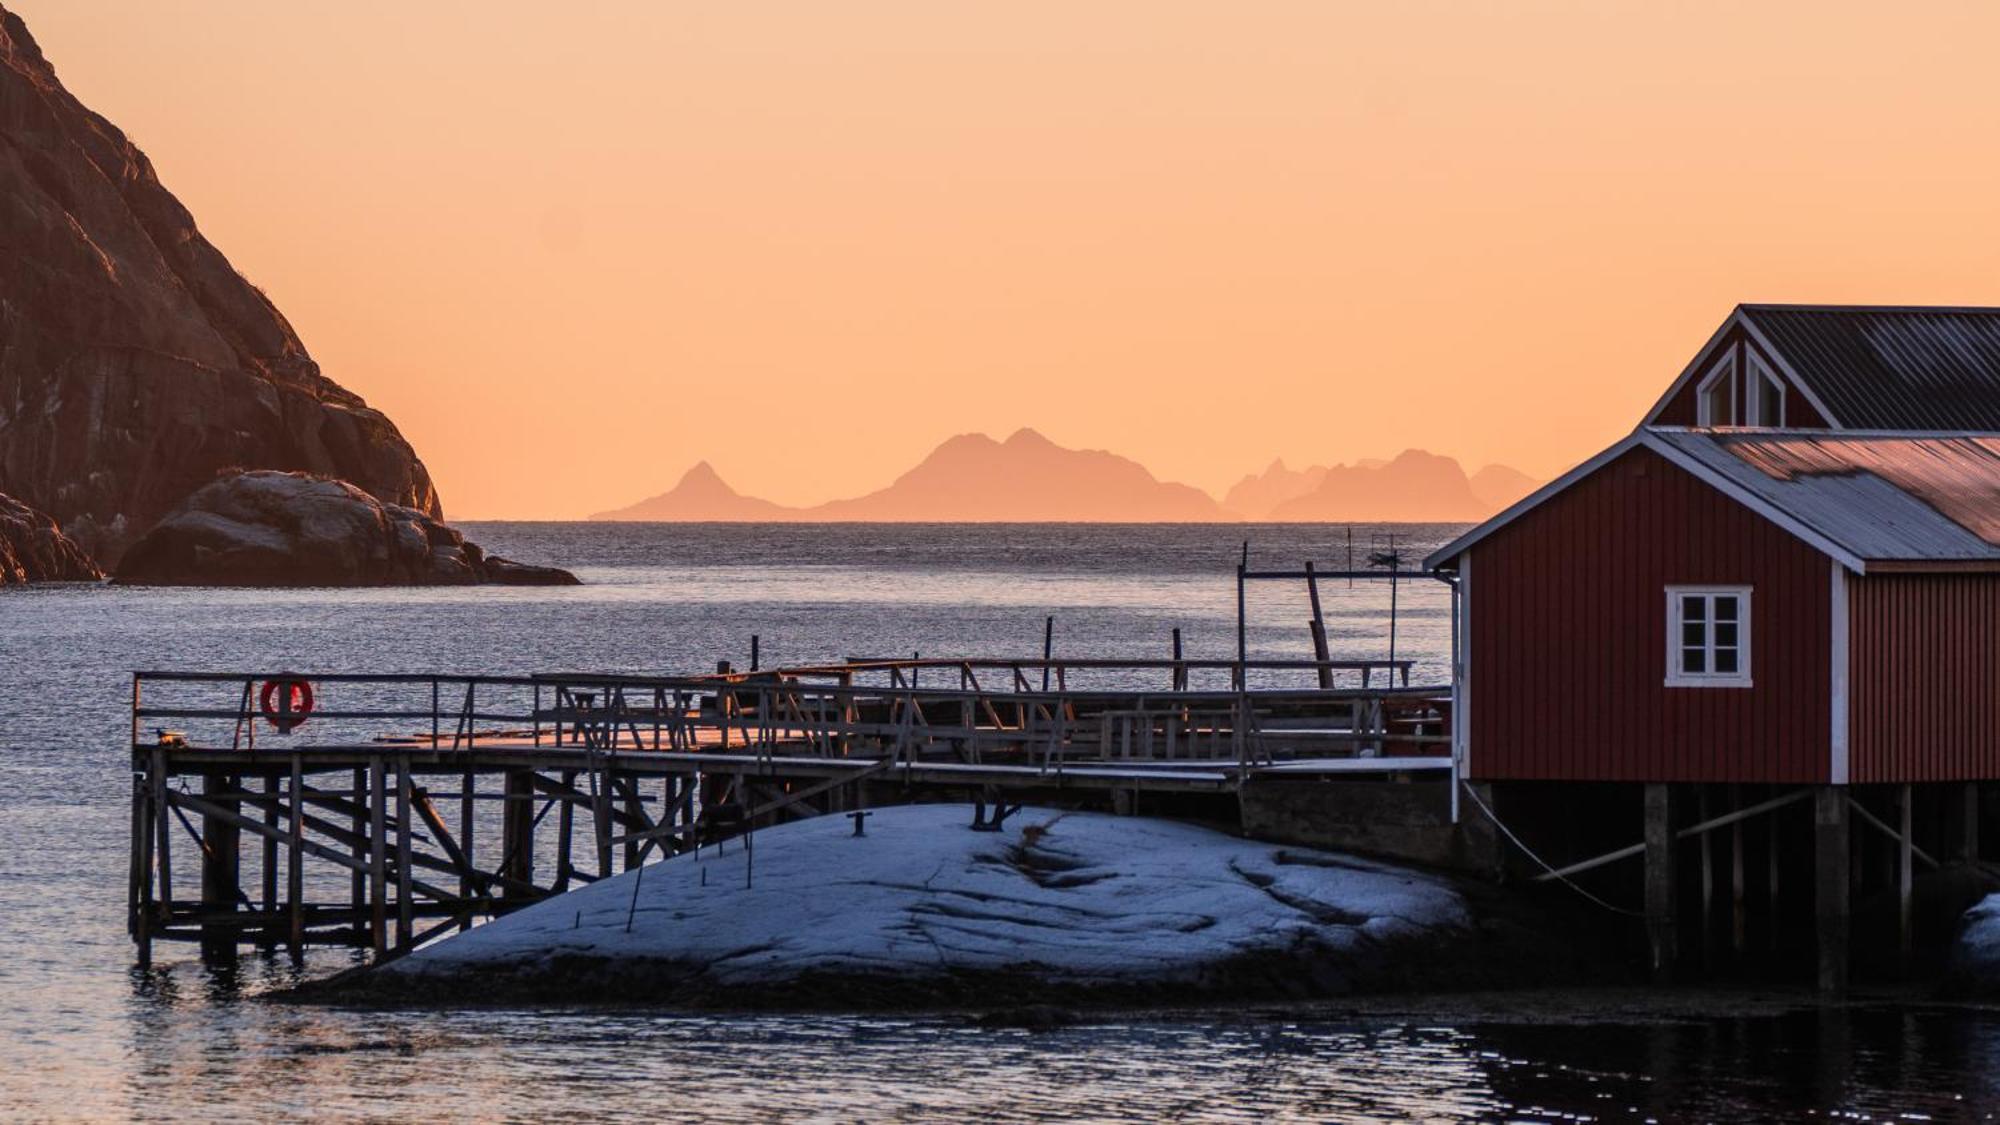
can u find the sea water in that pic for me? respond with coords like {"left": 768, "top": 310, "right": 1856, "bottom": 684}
{"left": 1, "top": 523, "right": 1995, "bottom": 1120}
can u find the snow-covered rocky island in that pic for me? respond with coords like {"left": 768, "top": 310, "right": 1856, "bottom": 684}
{"left": 337, "top": 805, "right": 1590, "bottom": 1010}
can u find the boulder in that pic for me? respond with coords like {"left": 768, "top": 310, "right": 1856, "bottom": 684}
{"left": 113, "top": 471, "right": 577, "bottom": 587}
{"left": 0, "top": 492, "right": 101, "bottom": 584}
{"left": 0, "top": 7, "right": 439, "bottom": 567}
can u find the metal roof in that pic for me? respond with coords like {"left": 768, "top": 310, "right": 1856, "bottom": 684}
{"left": 1427, "top": 428, "right": 2000, "bottom": 572}
{"left": 1648, "top": 430, "right": 2000, "bottom": 566}
{"left": 1740, "top": 305, "right": 2000, "bottom": 430}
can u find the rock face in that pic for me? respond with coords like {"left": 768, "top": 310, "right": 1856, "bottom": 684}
{"left": 114, "top": 471, "right": 576, "bottom": 587}
{"left": 0, "top": 7, "right": 439, "bottom": 567}
{"left": 0, "top": 492, "right": 100, "bottom": 584}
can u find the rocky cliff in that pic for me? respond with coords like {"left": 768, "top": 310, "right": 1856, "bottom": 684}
{"left": 115, "top": 471, "right": 575, "bottom": 587}
{"left": 0, "top": 492, "right": 100, "bottom": 584}
{"left": 0, "top": 6, "right": 438, "bottom": 566}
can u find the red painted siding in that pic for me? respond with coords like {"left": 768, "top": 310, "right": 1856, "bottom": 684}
{"left": 1467, "top": 446, "right": 1831, "bottom": 783}
{"left": 1654, "top": 330, "right": 1829, "bottom": 428}
{"left": 1848, "top": 574, "right": 2000, "bottom": 782}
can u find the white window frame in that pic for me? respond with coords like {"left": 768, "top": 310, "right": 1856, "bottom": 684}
{"left": 1665, "top": 585, "right": 1753, "bottom": 688}
{"left": 1696, "top": 352, "right": 1737, "bottom": 427}
{"left": 1745, "top": 352, "right": 1786, "bottom": 426}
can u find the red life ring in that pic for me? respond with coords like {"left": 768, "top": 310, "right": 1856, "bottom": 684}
{"left": 259, "top": 677, "right": 315, "bottom": 733}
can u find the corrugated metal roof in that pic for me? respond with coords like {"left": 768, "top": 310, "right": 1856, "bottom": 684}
{"left": 1649, "top": 430, "right": 2000, "bottom": 565}
{"left": 1742, "top": 306, "right": 2000, "bottom": 430}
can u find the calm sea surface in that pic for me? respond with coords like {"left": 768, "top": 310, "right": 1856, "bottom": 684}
{"left": 2, "top": 522, "right": 1997, "bottom": 1121}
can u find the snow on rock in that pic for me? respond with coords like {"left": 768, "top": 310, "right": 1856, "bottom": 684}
{"left": 369, "top": 805, "right": 1538, "bottom": 1007}
{"left": 1949, "top": 893, "right": 2000, "bottom": 994}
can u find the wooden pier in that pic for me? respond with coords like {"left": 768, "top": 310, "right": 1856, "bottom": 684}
{"left": 127, "top": 657, "right": 1453, "bottom": 963}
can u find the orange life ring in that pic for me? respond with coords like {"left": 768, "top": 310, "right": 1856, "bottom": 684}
{"left": 259, "top": 677, "right": 315, "bottom": 733}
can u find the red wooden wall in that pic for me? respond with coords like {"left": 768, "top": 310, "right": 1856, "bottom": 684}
{"left": 1848, "top": 574, "right": 2000, "bottom": 782}
{"left": 1653, "top": 328, "right": 1830, "bottom": 428}
{"left": 1466, "top": 445, "right": 1831, "bottom": 783}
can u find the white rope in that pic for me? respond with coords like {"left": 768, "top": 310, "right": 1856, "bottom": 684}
{"left": 1458, "top": 780, "right": 1645, "bottom": 918}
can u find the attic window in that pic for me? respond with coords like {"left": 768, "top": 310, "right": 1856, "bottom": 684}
{"left": 1697, "top": 354, "right": 1737, "bottom": 426}
{"left": 1665, "top": 586, "right": 1752, "bottom": 688}
{"left": 1747, "top": 354, "right": 1786, "bottom": 426}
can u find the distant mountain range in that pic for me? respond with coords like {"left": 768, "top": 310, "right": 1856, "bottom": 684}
{"left": 591, "top": 428, "right": 1539, "bottom": 522}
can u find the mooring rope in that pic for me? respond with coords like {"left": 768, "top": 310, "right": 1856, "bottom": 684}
{"left": 1457, "top": 780, "right": 1645, "bottom": 918}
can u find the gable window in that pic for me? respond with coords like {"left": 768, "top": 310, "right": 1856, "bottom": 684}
{"left": 1697, "top": 354, "right": 1737, "bottom": 426}
{"left": 1746, "top": 354, "right": 1786, "bottom": 426}
{"left": 1666, "top": 586, "right": 1752, "bottom": 687}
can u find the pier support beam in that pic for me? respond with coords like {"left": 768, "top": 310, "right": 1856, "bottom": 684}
{"left": 198, "top": 773, "right": 241, "bottom": 963}
{"left": 502, "top": 769, "right": 537, "bottom": 898}
{"left": 1644, "top": 783, "right": 1676, "bottom": 983}
{"left": 1815, "top": 785, "right": 1851, "bottom": 994}
{"left": 1951, "top": 782, "right": 1981, "bottom": 863}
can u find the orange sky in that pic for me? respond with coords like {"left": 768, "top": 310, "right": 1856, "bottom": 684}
{"left": 16, "top": 1, "right": 2000, "bottom": 517}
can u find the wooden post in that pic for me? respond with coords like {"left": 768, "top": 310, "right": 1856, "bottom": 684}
{"left": 502, "top": 769, "right": 536, "bottom": 897}
{"left": 1896, "top": 783, "right": 1913, "bottom": 973}
{"left": 1170, "top": 628, "right": 1186, "bottom": 691}
{"left": 1956, "top": 782, "right": 1981, "bottom": 863}
{"left": 555, "top": 769, "right": 576, "bottom": 891}
{"left": 1644, "top": 783, "right": 1677, "bottom": 984}
{"left": 1815, "top": 785, "right": 1851, "bottom": 994}
{"left": 130, "top": 765, "right": 153, "bottom": 967}
{"left": 1305, "top": 560, "right": 1332, "bottom": 689}
{"left": 369, "top": 756, "right": 388, "bottom": 956}
{"left": 350, "top": 766, "right": 367, "bottom": 945}
{"left": 1235, "top": 545, "right": 1249, "bottom": 691}
{"left": 1767, "top": 797, "right": 1782, "bottom": 953}
{"left": 395, "top": 759, "right": 414, "bottom": 952}
{"left": 459, "top": 765, "right": 476, "bottom": 931}
{"left": 261, "top": 773, "right": 280, "bottom": 931}
{"left": 1697, "top": 787, "right": 1714, "bottom": 972}
{"left": 1730, "top": 786, "right": 1747, "bottom": 958}
{"left": 1041, "top": 616, "right": 1054, "bottom": 693}
{"left": 287, "top": 755, "right": 303, "bottom": 957}
{"left": 199, "top": 773, "right": 242, "bottom": 962}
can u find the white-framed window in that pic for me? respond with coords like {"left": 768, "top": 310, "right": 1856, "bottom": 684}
{"left": 1746, "top": 353, "right": 1786, "bottom": 426}
{"left": 1697, "top": 353, "right": 1737, "bottom": 426}
{"left": 1665, "top": 586, "right": 1752, "bottom": 687}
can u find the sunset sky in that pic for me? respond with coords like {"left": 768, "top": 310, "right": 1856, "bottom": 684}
{"left": 16, "top": 1, "right": 2000, "bottom": 517}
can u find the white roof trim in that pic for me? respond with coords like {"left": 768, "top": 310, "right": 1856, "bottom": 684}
{"left": 1639, "top": 306, "right": 1846, "bottom": 429}
{"left": 1424, "top": 432, "right": 1647, "bottom": 569}
{"left": 1424, "top": 428, "right": 1872, "bottom": 573}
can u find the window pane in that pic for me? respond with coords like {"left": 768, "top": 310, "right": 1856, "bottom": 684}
{"left": 1715, "top": 622, "right": 1738, "bottom": 647}
{"left": 1715, "top": 649, "right": 1739, "bottom": 674}
{"left": 1682, "top": 596, "right": 1707, "bottom": 622}
{"left": 1682, "top": 647, "right": 1706, "bottom": 674}
{"left": 1714, "top": 596, "right": 1738, "bottom": 622}
{"left": 1682, "top": 622, "right": 1706, "bottom": 647}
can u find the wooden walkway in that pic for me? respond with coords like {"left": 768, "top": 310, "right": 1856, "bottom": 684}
{"left": 127, "top": 658, "right": 1452, "bottom": 963}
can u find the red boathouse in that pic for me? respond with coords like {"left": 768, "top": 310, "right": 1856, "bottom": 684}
{"left": 1428, "top": 306, "right": 2000, "bottom": 988}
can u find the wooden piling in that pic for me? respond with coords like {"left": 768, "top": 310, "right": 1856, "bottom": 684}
{"left": 1644, "top": 783, "right": 1676, "bottom": 983}
{"left": 1815, "top": 785, "right": 1851, "bottom": 994}
{"left": 198, "top": 773, "right": 241, "bottom": 962}
{"left": 396, "top": 759, "right": 415, "bottom": 952}
{"left": 1896, "top": 783, "right": 1913, "bottom": 972}
{"left": 287, "top": 755, "right": 304, "bottom": 957}
{"left": 502, "top": 769, "right": 536, "bottom": 896}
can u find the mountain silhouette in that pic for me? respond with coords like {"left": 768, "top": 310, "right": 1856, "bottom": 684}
{"left": 590, "top": 462, "right": 798, "bottom": 520}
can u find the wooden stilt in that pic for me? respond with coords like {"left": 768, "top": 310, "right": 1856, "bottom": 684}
{"left": 261, "top": 773, "right": 279, "bottom": 929}
{"left": 1960, "top": 782, "right": 1981, "bottom": 863}
{"left": 459, "top": 765, "right": 476, "bottom": 932}
{"left": 395, "top": 759, "right": 414, "bottom": 952}
{"left": 1815, "top": 785, "right": 1850, "bottom": 994}
{"left": 287, "top": 755, "right": 303, "bottom": 957}
{"left": 1644, "top": 783, "right": 1677, "bottom": 983}
{"left": 1897, "top": 782, "right": 1913, "bottom": 973}
{"left": 350, "top": 766, "right": 367, "bottom": 945}
{"left": 555, "top": 769, "right": 576, "bottom": 890}
{"left": 1698, "top": 787, "right": 1714, "bottom": 973}
{"left": 1730, "top": 786, "right": 1746, "bottom": 958}
{"left": 502, "top": 769, "right": 536, "bottom": 898}
{"left": 1766, "top": 799, "right": 1781, "bottom": 954}
{"left": 199, "top": 773, "right": 241, "bottom": 962}
{"left": 369, "top": 756, "right": 387, "bottom": 956}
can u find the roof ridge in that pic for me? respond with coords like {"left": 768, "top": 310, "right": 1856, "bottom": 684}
{"left": 1741, "top": 303, "right": 2000, "bottom": 315}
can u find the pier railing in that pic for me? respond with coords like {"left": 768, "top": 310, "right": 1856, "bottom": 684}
{"left": 131, "top": 657, "right": 1448, "bottom": 770}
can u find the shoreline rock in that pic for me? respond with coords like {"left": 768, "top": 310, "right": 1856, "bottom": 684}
{"left": 113, "top": 470, "right": 577, "bottom": 587}
{"left": 0, "top": 492, "right": 102, "bottom": 584}
{"left": 0, "top": 6, "right": 439, "bottom": 567}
